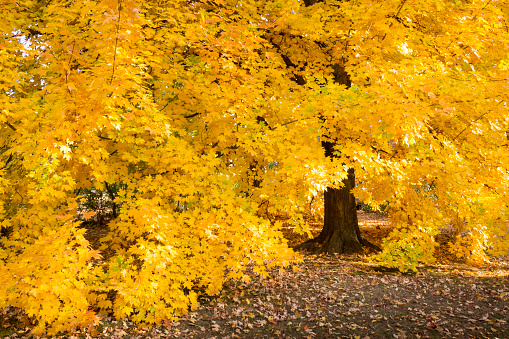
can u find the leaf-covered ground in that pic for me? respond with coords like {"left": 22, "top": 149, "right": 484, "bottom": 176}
{"left": 1, "top": 212, "right": 508, "bottom": 338}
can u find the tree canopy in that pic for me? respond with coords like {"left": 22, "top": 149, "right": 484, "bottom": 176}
{"left": 1, "top": 0, "right": 508, "bottom": 334}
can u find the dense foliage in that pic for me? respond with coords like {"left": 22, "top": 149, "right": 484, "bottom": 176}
{"left": 1, "top": 0, "right": 508, "bottom": 334}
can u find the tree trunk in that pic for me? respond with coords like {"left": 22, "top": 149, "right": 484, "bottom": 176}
{"left": 290, "top": 0, "right": 378, "bottom": 255}
{"left": 294, "top": 60, "right": 378, "bottom": 255}
{"left": 296, "top": 167, "right": 379, "bottom": 254}
{"left": 296, "top": 136, "right": 380, "bottom": 254}
{"left": 295, "top": 113, "right": 380, "bottom": 255}
{"left": 315, "top": 168, "right": 362, "bottom": 254}
{"left": 296, "top": 138, "right": 362, "bottom": 253}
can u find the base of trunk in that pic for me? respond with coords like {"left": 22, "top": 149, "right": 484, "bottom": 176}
{"left": 295, "top": 168, "right": 380, "bottom": 255}
{"left": 295, "top": 230, "right": 380, "bottom": 255}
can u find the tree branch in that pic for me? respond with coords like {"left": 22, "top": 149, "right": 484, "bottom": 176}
{"left": 110, "top": 0, "right": 123, "bottom": 85}
{"left": 4, "top": 122, "right": 16, "bottom": 131}
{"left": 452, "top": 111, "right": 489, "bottom": 141}
{"left": 394, "top": 0, "right": 408, "bottom": 19}
{"left": 184, "top": 113, "right": 201, "bottom": 119}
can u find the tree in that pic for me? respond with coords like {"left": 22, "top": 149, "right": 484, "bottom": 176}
{"left": 0, "top": 0, "right": 508, "bottom": 334}
{"left": 277, "top": 41, "right": 375, "bottom": 253}
{"left": 272, "top": 0, "right": 378, "bottom": 253}
{"left": 261, "top": 0, "right": 509, "bottom": 262}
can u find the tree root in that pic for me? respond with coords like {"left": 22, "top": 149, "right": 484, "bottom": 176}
{"left": 294, "top": 234, "right": 381, "bottom": 254}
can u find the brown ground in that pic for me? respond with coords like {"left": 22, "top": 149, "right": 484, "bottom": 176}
{"left": 1, "top": 211, "right": 508, "bottom": 338}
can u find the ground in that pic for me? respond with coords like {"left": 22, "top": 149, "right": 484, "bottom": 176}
{"left": 1, "top": 212, "right": 508, "bottom": 338}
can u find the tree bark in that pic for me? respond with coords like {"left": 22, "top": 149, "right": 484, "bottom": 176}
{"left": 296, "top": 166, "right": 380, "bottom": 254}
{"left": 294, "top": 8, "right": 378, "bottom": 254}
{"left": 298, "top": 167, "right": 363, "bottom": 254}
{"left": 282, "top": 0, "right": 379, "bottom": 255}
{"left": 296, "top": 91, "right": 380, "bottom": 254}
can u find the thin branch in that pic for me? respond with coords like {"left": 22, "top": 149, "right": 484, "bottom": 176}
{"left": 371, "top": 145, "right": 391, "bottom": 156}
{"left": 4, "top": 122, "right": 16, "bottom": 131}
{"left": 267, "top": 119, "right": 302, "bottom": 131}
{"left": 184, "top": 112, "right": 201, "bottom": 119}
{"left": 66, "top": 39, "right": 76, "bottom": 95}
{"left": 0, "top": 147, "right": 10, "bottom": 156}
{"left": 1, "top": 153, "right": 13, "bottom": 170}
{"left": 388, "top": 149, "right": 399, "bottom": 161}
{"left": 482, "top": 0, "right": 492, "bottom": 9}
{"left": 452, "top": 111, "right": 490, "bottom": 141}
{"left": 394, "top": 0, "right": 408, "bottom": 19}
{"left": 110, "top": 0, "right": 123, "bottom": 85}
{"left": 280, "top": 119, "right": 299, "bottom": 127}
{"left": 158, "top": 95, "right": 178, "bottom": 111}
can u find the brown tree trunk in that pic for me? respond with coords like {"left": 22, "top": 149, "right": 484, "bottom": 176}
{"left": 296, "top": 167, "right": 379, "bottom": 254}
{"left": 303, "top": 168, "right": 363, "bottom": 254}
{"left": 290, "top": 0, "right": 379, "bottom": 255}
{"left": 294, "top": 62, "right": 373, "bottom": 254}
{"left": 296, "top": 138, "right": 362, "bottom": 254}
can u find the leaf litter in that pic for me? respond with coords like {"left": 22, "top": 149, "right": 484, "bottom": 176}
{"left": 1, "top": 212, "right": 508, "bottom": 338}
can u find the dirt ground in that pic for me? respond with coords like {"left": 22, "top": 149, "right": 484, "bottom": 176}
{"left": 1, "top": 211, "right": 508, "bottom": 338}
